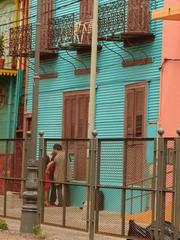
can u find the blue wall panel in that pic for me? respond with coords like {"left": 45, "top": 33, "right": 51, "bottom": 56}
{"left": 27, "top": 0, "right": 164, "bottom": 209}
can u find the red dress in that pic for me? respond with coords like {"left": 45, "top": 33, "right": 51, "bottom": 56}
{"left": 44, "top": 161, "right": 55, "bottom": 190}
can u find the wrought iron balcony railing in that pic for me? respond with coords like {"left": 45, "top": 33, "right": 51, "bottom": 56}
{"left": 9, "top": 24, "right": 32, "bottom": 57}
{"left": 98, "top": 0, "right": 127, "bottom": 40}
{"left": 48, "top": 0, "right": 156, "bottom": 50}
{"left": 9, "top": 0, "right": 157, "bottom": 55}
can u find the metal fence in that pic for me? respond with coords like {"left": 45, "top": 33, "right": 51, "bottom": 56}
{"left": 0, "top": 138, "right": 24, "bottom": 220}
{"left": 1, "top": 130, "right": 180, "bottom": 239}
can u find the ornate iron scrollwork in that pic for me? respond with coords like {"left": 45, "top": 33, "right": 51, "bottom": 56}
{"left": 48, "top": 0, "right": 156, "bottom": 48}
{"left": 98, "top": 0, "right": 128, "bottom": 38}
{"left": 9, "top": 24, "right": 32, "bottom": 57}
{"left": 48, "top": 13, "right": 79, "bottom": 49}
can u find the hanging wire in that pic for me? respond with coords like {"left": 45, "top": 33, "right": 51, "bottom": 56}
{"left": 113, "top": 41, "right": 135, "bottom": 61}
{"left": 65, "top": 50, "right": 88, "bottom": 70}
{"left": 59, "top": 54, "right": 77, "bottom": 70}
{"left": 126, "top": 39, "right": 149, "bottom": 59}
{"left": 101, "top": 41, "right": 125, "bottom": 62}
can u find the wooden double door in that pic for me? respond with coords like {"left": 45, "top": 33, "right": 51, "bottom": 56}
{"left": 124, "top": 83, "right": 147, "bottom": 185}
{"left": 63, "top": 90, "right": 89, "bottom": 181}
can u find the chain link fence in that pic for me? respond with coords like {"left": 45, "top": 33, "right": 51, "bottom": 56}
{"left": 1, "top": 132, "right": 180, "bottom": 239}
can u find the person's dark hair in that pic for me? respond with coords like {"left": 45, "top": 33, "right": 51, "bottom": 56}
{"left": 53, "top": 143, "right": 62, "bottom": 151}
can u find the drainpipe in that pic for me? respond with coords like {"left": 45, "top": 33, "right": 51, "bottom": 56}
{"left": 88, "top": 0, "right": 98, "bottom": 139}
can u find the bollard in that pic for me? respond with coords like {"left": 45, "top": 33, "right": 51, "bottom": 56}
{"left": 20, "top": 160, "right": 39, "bottom": 233}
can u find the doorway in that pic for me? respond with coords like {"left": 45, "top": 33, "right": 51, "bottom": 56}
{"left": 63, "top": 90, "right": 89, "bottom": 181}
{"left": 124, "top": 82, "right": 147, "bottom": 185}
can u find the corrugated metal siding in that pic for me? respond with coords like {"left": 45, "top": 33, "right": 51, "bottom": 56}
{"left": 27, "top": 0, "right": 163, "bottom": 185}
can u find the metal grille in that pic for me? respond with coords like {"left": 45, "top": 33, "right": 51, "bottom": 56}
{"left": 41, "top": 138, "right": 90, "bottom": 231}
{"left": 1, "top": 133, "right": 180, "bottom": 239}
{"left": 9, "top": 24, "right": 32, "bottom": 57}
{"left": 95, "top": 138, "right": 155, "bottom": 238}
{"left": 48, "top": 14, "right": 79, "bottom": 48}
{"left": 0, "top": 139, "right": 24, "bottom": 220}
{"left": 98, "top": 0, "right": 127, "bottom": 38}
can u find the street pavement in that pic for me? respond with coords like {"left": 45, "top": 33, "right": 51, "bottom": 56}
{"left": 1, "top": 218, "right": 126, "bottom": 240}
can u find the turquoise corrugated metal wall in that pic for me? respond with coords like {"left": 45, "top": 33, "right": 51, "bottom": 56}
{"left": 27, "top": 0, "right": 164, "bottom": 210}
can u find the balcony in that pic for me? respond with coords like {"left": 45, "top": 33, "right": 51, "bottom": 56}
{"left": 9, "top": 24, "right": 32, "bottom": 57}
{"left": 9, "top": 24, "right": 58, "bottom": 60}
{"left": 99, "top": 0, "right": 155, "bottom": 46}
{"left": 49, "top": 0, "right": 155, "bottom": 50}
{"left": 48, "top": 14, "right": 102, "bottom": 52}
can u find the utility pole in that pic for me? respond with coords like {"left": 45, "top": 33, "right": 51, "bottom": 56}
{"left": 31, "top": 0, "right": 41, "bottom": 160}
{"left": 88, "top": 0, "right": 98, "bottom": 140}
{"left": 20, "top": 0, "right": 41, "bottom": 233}
{"left": 88, "top": 1, "right": 98, "bottom": 239}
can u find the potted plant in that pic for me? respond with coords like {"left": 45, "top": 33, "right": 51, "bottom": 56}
{"left": 0, "top": 34, "right": 5, "bottom": 68}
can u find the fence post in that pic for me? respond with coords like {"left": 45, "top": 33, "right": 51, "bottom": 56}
{"left": 20, "top": 160, "right": 39, "bottom": 233}
{"left": 154, "top": 128, "right": 166, "bottom": 240}
{"left": 174, "top": 129, "right": 180, "bottom": 239}
{"left": 121, "top": 139, "right": 127, "bottom": 236}
{"left": 89, "top": 130, "right": 98, "bottom": 240}
{"left": 20, "top": 131, "right": 39, "bottom": 233}
{"left": 38, "top": 131, "right": 44, "bottom": 223}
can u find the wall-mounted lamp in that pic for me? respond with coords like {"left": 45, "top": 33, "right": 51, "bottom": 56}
{"left": 0, "top": 88, "right": 5, "bottom": 108}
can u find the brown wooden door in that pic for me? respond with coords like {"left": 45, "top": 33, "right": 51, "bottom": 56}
{"left": 40, "top": 0, "right": 54, "bottom": 52}
{"left": 125, "top": 83, "right": 147, "bottom": 185}
{"left": 128, "top": 0, "right": 150, "bottom": 33}
{"left": 63, "top": 91, "right": 89, "bottom": 181}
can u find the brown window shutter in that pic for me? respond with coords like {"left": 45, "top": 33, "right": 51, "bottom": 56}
{"left": 77, "top": 94, "right": 89, "bottom": 138}
{"left": 63, "top": 91, "right": 89, "bottom": 181}
{"left": 125, "top": 89, "right": 135, "bottom": 138}
{"left": 128, "top": 0, "right": 150, "bottom": 33}
{"left": 135, "top": 88, "right": 145, "bottom": 137}
{"left": 40, "top": 0, "right": 54, "bottom": 51}
{"left": 63, "top": 96, "right": 76, "bottom": 138}
{"left": 74, "top": 93, "right": 89, "bottom": 180}
{"left": 80, "top": 0, "right": 93, "bottom": 22}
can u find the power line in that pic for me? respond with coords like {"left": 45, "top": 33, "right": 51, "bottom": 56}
{"left": 0, "top": 0, "right": 82, "bottom": 29}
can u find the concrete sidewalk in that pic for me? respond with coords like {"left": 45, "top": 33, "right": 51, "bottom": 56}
{"left": 3, "top": 218, "right": 126, "bottom": 240}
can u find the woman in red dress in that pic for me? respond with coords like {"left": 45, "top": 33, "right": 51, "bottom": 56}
{"left": 44, "top": 155, "right": 55, "bottom": 207}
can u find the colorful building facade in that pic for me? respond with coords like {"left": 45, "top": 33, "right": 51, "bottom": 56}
{"left": 153, "top": 0, "right": 180, "bottom": 137}
{"left": 26, "top": 0, "right": 163, "bottom": 210}
{"left": 0, "top": 0, "right": 29, "bottom": 190}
